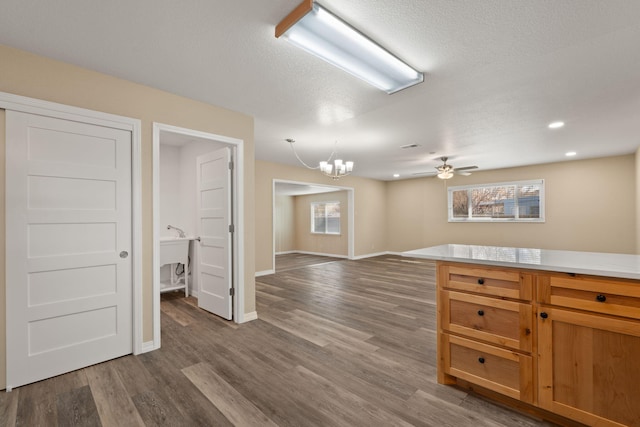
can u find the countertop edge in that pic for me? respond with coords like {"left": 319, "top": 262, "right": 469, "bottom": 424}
{"left": 402, "top": 246, "right": 640, "bottom": 281}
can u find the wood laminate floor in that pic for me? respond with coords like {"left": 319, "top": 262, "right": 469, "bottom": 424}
{"left": 275, "top": 252, "right": 345, "bottom": 272}
{"left": 0, "top": 255, "right": 557, "bottom": 426}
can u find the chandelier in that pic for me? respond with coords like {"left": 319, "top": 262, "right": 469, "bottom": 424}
{"left": 286, "top": 138, "right": 354, "bottom": 180}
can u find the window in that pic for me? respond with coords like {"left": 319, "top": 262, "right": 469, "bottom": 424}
{"left": 448, "top": 180, "right": 544, "bottom": 222}
{"left": 311, "top": 201, "right": 341, "bottom": 234}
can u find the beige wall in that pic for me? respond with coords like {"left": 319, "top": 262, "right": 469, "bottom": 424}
{"left": 0, "top": 45, "right": 256, "bottom": 388}
{"left": 295, "top": 191, "right": 349, "bottom": 256}
{"left": 275, "top": 195, "right": 295, "bottom": 253}
{"left": 387, "top": 155, "right": 637, "bottom": 254}
{"left": 255, "top": 160, "right": 387, "bottom": 272}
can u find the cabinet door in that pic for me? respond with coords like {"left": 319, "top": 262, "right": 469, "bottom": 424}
{"left": 538, "top": 307, "right": 640, "bottom": 427}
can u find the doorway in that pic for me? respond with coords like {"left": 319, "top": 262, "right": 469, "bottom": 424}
{"left": 272, "top": 179, "right": 355, "bottom": 273}
{"left": 152, "top": 123, "right": 245, "bottom": 350}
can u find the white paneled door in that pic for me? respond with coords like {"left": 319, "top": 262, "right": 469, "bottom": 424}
{"left": 196, "top": 147, "right": 233, "bottom": 320}
{"left": 6, "top": 111, "right": 133, "bottom": 389}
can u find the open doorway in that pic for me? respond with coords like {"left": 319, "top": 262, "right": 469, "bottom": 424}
{"left": 272, "top": 180, "right": 354, "bottom": 273}
{"left": 152, "top": 123, "right": 245, "bottom": 350}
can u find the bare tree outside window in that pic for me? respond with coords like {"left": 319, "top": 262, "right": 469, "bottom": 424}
{"left": 452, "top": 190, "right": 468, "bottom": 218}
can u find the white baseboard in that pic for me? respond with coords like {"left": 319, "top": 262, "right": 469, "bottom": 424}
{"left": 240, "top": 311, "right": 258, "bottom": 323}
{"left": 141, "top": 340, "right": 158, "bottom": 353}
{"left": 294, "top": 250, "right": 349, "bottom": 258}
{"left": 275, "top": 250, "right": 296, "bottom": 255}
{"left": 351, "top": 251, "right": 389, "bottom": 260}
{"left": 255, "top": 269, "right": 275, "bottom": 277}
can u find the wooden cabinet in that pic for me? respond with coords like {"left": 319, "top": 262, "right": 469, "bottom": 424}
{"left": 437, "top": 261, "right": 640, "bottom": 427}
{"left": 537, "top": 274, "right": 640, "bottom": 427}
{"left": 437, "top": 262, "right": 535, "bottom": 404}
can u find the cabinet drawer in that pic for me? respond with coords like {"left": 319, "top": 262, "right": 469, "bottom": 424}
{"left": 538, "top": 274, "right": 640, "bottom": 320}
{"left": 440, "top": 263, "right": 532, "bottom": 300}
{"left": 443, "top": 291, "right": 533, "bottom": 352}
{"left": 443, "top": 334, "right": 533, "bottom": 403}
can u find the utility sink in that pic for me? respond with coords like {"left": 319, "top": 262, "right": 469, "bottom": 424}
{"left": 160, "top": 236, "right": 194, "bottom": 296}
{"left": 160, "top": 236, "right": 193, "bottom": 266}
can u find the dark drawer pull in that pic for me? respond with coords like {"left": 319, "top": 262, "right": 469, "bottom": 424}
{"left": 478, "top": 357, "right": 485, "bottom": 364}
{"left": 596, "top": 294, "right": 607, "bottom": 303}
{"left": 540, "top": 312, "right": 548, "bottom": 319}
{"left": 477, "top": 310, "right": 484, "bottom": 316}
{"left": 477, "top": 278, "right": 485, "bottom": 285}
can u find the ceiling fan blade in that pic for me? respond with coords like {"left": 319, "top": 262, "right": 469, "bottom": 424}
{"left": 412, "top": 171, "right": 436, "bottom": 176}
{"left": 454, "top": 165, "right": 478, "bottom": 171}
{"left": 455, "top": 171, "right": 472, "bottom": 176}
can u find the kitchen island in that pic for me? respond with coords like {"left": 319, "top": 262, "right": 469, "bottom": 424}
{"left": 404, "top": 244, "right": 640, "bottom": 427}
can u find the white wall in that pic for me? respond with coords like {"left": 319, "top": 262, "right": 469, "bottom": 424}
{"left": 159, "top": 140, "right": 227, "bottom": 294}
{"left": 159, "top": 145, "right": 182, "bottom": 238}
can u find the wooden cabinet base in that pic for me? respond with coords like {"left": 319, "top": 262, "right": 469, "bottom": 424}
{"left": 452, "top": 380, "right": 588, "bottom": 427}
{"left": 437, "top": 261, "right": 640, "bottom": 427}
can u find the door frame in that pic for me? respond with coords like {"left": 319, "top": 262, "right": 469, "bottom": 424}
{"left": 152, "top": 123, "right": 245, "bottom": 350}
{"left": 1, "top": 92, "right": 144, "bottom": 356}
{"left": 271, "top": 179, "right": 355, "bottom": 273}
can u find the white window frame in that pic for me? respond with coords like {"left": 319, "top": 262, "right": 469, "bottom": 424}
{"left": 448, "top": 179, "right": 545, "bottom": 222}
{"left": 311, "top": 201, "right": 341, "bottom": 235}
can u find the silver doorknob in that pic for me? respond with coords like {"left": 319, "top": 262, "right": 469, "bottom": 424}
{"left": 120, "top": 251, "right": 129, "bottom": 259}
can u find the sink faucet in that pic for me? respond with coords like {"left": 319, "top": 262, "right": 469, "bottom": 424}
{"left": 167, "top": 225, "right": 186, "bottom": 238}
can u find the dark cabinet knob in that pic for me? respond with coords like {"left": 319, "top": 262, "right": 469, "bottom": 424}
{"left": 478, "top": 357, "right": 485, "bottom": 364}
{"left": 477, "top": 278, "right": 485, "bottom": 285}
{"left": 540, "top": 312, "right": 548, "bottom": 319}
{"left": 477, "top": 310, "right": 484, "bottom": 316}
{"left": 596, "top": 294, "right": 607, "bottom": 303}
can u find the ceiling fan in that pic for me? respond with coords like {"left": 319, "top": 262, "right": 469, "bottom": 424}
{"left": 414, "top": 156, "right": 478, "bottom": 179}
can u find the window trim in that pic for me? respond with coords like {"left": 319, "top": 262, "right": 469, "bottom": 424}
{"left": 310, "top": 201, "right": 341, "bottom": 235}
{"left": 447, "top": 179, "right": 545, "bottom": 223}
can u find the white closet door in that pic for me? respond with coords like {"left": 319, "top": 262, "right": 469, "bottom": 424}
{"left": 196, "top": 147, "right": 233, "bottom": 320}
{"left": 6, "top": 111, "right": 133, "bottom": 389}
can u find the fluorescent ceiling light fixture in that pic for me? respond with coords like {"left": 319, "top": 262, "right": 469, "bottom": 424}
{"left": 276, "top": 0, "right": 424, "bottom": 94}
{"left": 565, "top": 151, "right": 577, "bottom": 157}
{"left": 548, "top": 121, "right": 565, "bottom": 129}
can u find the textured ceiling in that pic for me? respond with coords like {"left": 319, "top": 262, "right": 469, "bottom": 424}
{"left": 1, "top": 0, "right": 639, "bottom": 180}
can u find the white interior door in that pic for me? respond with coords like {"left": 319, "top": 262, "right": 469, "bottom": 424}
{"left": 6, "top": 111, "right": 133, "bottom": 389}
{"left": 196, "top": 147, "right": 232, "bottom": 320}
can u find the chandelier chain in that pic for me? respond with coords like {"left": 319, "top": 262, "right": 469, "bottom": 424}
{"left": 287, "top": 140, "right": 337, "bottom": 170}
{"left": 286, "top": 139, "right": 353, "bottom": 180}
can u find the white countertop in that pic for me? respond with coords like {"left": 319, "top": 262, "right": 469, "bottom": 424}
{"left": 403, "top": 244, "right": 640, "bottom": 280}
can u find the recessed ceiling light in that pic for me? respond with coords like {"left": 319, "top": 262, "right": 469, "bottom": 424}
{"left": 548, "top": 121, "right": 565, "bottom": 129}
{"left": 393, "top": 173, "right": 400, "bottom": 178}
{"left": 565, "top": 151, "right": 577, "bottom": 157}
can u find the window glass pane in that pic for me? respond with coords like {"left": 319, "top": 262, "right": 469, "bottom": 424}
{"left": 313, "top": 217, "right": 326, "bottom": 233}
{"left": 326, "top": 217, "right": 340, "bottom": 233}
{"left": 452, "top": 190, "right": 469, "bottom": 218}
{"left": 471, "top": 186, "right": 515, "bottom": 219}
{"left": 518, "top": 185, "right": 540, "bottom": 218}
